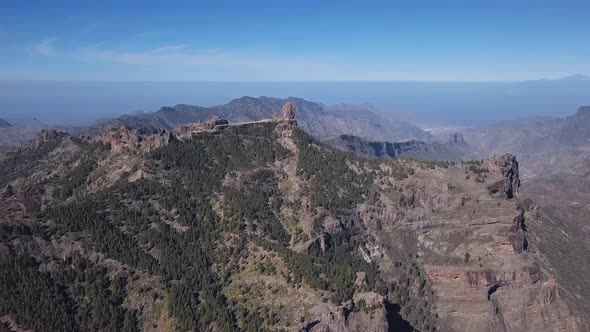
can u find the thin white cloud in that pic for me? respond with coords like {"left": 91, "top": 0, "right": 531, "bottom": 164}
{"left": 33, "top": 38, "right": 57, "bottom": 56}
{"left": 150, "top": 44, "right": 189, "bottom": 53}
{"left": 29, "top": 39, "right": 389, "bottom": 80}
{"left": 68, "top": 44, "right": 328, "bottom": 71}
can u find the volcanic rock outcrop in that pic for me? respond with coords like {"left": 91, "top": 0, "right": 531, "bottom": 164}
{"left": 98, "top": 126, "right": 141, "bottom": 151}
{"left": 174, "top": 117, "right": 230, "bottom": 139}
{"left": 282, "top": 101, "right": 296, "bottom": 120}
{"left": 448, "top": 132, "right": 466, "bottom": 144}
{"left": 325, "top": 134, "right": 473, "bottom": 161}
{"left": 508, "top": 205, "right": 529, "bottom": 254}
{"left": 31, "top": 129, "right": 65, "bottom": 149}
{"left": 487, "top": 154, "right": 520, "bottom": 198}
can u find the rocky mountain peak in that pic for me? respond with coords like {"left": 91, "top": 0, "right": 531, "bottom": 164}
{"left": 282, "top": 101, "right": 296, "bottom": 120}
{"left": 97, "top": 126, "right": 141, "bottom": 151}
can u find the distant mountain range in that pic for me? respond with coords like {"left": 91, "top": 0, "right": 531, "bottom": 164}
{"left": 88, "top": 96, "right": 432, "bottom": 142}
{"left": 559, "top": 74, "right": 590, "bottom": 81}
{"left": 461, "top": 106, "right": 590, "bottom": 177}
{"left": 455, "top": 105, "right": 590, "bottom": 309}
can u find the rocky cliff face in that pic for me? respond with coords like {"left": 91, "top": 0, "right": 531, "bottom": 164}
{"left": 363, "top": 153, "right": 585, "bottom": 331}
{"left": 97, "top": 126, "right": 141, "bottom": 151}
{"left": 487, "top": 154, "right": 520, "bottom": 198}
{"left": 448, "top": 132, "right": 465, "bottom": 145}
{"left": 459, "top": 106, "right": 590, "bottom": 327}
{"left": 173, "top": 117, "right": 230, "bottom": 139}
{"left": 325, "top": 133, "right": 474, "bottom": 161}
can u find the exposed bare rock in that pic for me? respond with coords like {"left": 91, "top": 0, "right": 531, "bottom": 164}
{"left": 325, "top": 134, "right": 474, "bottom": 161}
{"left": 173, "top": 117, "right": 229, "bottom": 139}
{"left": 282, "top": 101, "right": 296, "bottom": 120}
{"left": 0, "top": 315, "right": 33, "bottom": 332}
{"left": 304, "top": 299, "right": 388, "bottom": 332}
{"left": 448, "top": 132, "right": 466, "bottom": 144}
{"left": 305, "top": 233, "right": 331, "bottom": 254}
{"left": 97, "top": 126, "right": 141, "bottom": 151}
{"left": 31, "top": 129, "right": 65, "bottom": 149}
{"left": 0, "top": 189, "right": 27, "bottom": 227}
{"left": 2, "top": 184, "right": 13, "bottom": 198}
{"left": 354, "top": 154, "right": 587, "bottom": 331}
{"left": 140, "top": 130, "right": 174, "bottom": 151}
{"left": 508, "top": 205, "right": 529, "bottom": 254}
{"left": 487, "top": 154, "right": 520, "bottom": 198}
{"left": 354, "top": 272, "right": 368, "bottom": 289}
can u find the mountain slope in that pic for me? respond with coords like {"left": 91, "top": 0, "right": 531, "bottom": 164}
{"left": 90, "top": 96, "right": 431, "bottom": 142}
{"left": 325, "top": 133, "right": 474, "bottom": 161}
{"left": 0, "top": 111, "right": 587, "bottom": 331}
{"left": 0, "top": 119, "right": 12, "bottom": 128}
{"left": 0, "top": 118, "right": 48, "bottom": 151}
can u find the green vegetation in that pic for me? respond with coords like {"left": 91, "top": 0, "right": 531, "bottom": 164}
{"left": 53, "top": 159, "right": 97, "bottom": 198}
{"left": 223, "top": 169, "right": 290, "bottom": 243}
{"left": 0, "top": 139, "right": 61, "bottom": 186}
{"left": 294, "top": 128, "right": 372, "bottom": 211}
{"left": 388, "top": 259, "right": 438, "bottom": 332}
{"left": 0, "top": 255, "right": 138, "bottom": 332}
{"left": 254, "top": 231, "right": 379, "bottom": 304}
{"left": 462, "top": 159, "right": 484, "bottom": 166}
{"left": 414, "top": 159, "right": 452, "bottom": 170}
{"left": 1, "top": 123, "right": 392, "bottom": 331}
{"left": 467, "top": 164, "right": 489, "bottom": 175}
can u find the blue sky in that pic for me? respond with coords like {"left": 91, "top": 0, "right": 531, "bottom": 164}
{"left": 0, "top": 0, "right": 589, "bottom": 81}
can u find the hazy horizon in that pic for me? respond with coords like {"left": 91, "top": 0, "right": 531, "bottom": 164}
{"left": 1, "top": 79, "right": 589, "bottom": 127}
{"left": 2, "top": 1, "right": 589, "bottom": 128}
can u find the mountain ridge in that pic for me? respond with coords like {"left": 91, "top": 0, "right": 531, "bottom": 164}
{"left": 88, "top": 96, "right": 432, "bottom": 143}
{"left": 1, "top": 106, "right": 588, "bottom": 331}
